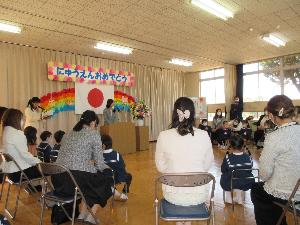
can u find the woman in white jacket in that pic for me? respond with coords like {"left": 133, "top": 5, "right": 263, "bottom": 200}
{"left": 155, "top": 97, "right": 214, "bottom": 225}
{"left": 24, "top": 97, "right": 43, "bottom": 131}
{"left": 1, "top": 108, "right": 40, "bottom": 183}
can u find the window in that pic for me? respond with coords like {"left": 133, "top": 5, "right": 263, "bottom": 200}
{"left": 243, "top": 54, "right": 300, "bottom": 101}
{"left": 200, "top": 68, "right": 225, "bottom": 104}
{"left": 242, "top": 112, "right": 264, "bottom": 120}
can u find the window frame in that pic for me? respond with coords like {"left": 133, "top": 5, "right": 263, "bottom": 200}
{"left": 199, "top": 67, "right": 225, "bottom": 104}
{"left": 243, "top": 54, "right": 300, "bottom": 101}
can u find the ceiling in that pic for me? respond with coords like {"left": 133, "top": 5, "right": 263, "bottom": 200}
{"left": 0, "top": 0, "right": 300, "bottom": 72}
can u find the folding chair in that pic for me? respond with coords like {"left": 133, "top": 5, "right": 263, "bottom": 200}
{"left": 223, "top": 168, "right": 260, "bottom": 211}
{"left": 154, "top": 172, "right": 215, "bottom": 225}
{"left": 0, "top": 152, "right": 42, "bottom": 219}
{"left": 37, "top": 162, "right": 99, "bottom": 225}
{"left": 109, "top": 168, "right": 128, "bottom": 207}
{"left": 274, "top": 178, "right": 300, "bottom": 225}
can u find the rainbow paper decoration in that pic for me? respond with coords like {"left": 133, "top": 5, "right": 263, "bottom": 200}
{"left": 40, "top": 88, "right": 75, "bottom": 116}
{"left": 48, "top": 62, "right": 135, "bottom": 87}
{"left": 114, "top": 90, "right": 135, "bottom": 112}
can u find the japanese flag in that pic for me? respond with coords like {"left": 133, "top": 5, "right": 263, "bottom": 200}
{"left": 75, "top": 83, "right": 114, "bottom": 114}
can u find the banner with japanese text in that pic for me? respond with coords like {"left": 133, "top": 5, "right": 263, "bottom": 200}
{"left": 48, "top": 62, "right": 135, "bottom": 87}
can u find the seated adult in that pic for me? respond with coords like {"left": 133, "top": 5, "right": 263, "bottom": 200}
{"left": 251, "top": 95, "right": 300, "bottom": 225}
{"left": 211, "top": 108, "right": 226, "bottom": 143}
{"left": 24, "top": 126, "right": 38, "bottom": 156}
{"left": 52, "top": 110, "right": 112, "bottom": 224}
{"left": 254, "top": 107, "right": 269, "bottom": 149}
{"left": 1, "top": 109, "right": 40, "bottom": 183}
{"left": 155, "top": 97, "right": 214, "bottom": 225}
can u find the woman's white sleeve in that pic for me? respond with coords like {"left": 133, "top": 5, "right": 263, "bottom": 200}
{"left": 155, "top": 133, "right": 167, "bottom": 173}
{"left": 13, "top": 134, "right": 40, "bottom": 165}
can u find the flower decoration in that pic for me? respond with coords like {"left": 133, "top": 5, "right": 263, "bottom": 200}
{"left": 130, "top": 100, "right": 151, "bottom": 120}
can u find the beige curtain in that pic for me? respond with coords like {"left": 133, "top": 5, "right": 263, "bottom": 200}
{"left": 0, "top": 42, "right": 184, "bottom": 141}
{"left": 224, "top": 64, "right": 237, "bottom": 120}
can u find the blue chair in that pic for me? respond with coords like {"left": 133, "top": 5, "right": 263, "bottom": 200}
{"left": 154, "top": 172, "right": 215, "bottom": 225}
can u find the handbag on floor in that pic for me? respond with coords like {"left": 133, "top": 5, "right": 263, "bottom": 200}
{"left": 51, "top": 200, "right": 80, "bottom": 225}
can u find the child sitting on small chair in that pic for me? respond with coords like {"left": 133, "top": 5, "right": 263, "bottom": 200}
{"left": 51, "top": 130, "right": 65, "bottom": 162}
{"left": 220, "top": 135, "right": 254, "bottom": 204}
{"left": 101, "top": 134, "right": 132, "bottom": 201}
{"left": 37, "top": 131, "right": 52, "bottom": 163}
{"left": 198, "top": 119, "right": 212, "bottom": 138}
{"left": 217, "top": 121, "right": 231, "bottom": 149}
{"left": 239, "top": 120, "right": 252, "bottom": 149}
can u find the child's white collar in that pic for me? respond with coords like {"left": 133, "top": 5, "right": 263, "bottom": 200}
{"left": 233, "top": 152, "right": 244, "bottom": 155}
{"left": 103, "top": 148, "right": 113, "bottom": 153}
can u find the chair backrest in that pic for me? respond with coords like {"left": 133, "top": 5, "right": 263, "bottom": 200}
{"left": 0, "top": 152, "right": 23, "bottom": 172}
{"left": 155, "top": 172, "right": 216, "bottom": 204}
{"left": 156, "top": 173, "right": 215, "bottom": 187}
{"left": 231, "top": 168, "right": 260, "bottom": 181}
{"left": 288, "top": 178, "right": 300, "bottom": 203}
{"left": 37, "top": 163, "right": 86, "bottom": 199}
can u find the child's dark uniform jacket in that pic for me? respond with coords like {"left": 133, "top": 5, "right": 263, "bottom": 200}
{"left": 239, "top": 128, "right": 252, "bottom": 140}
{"left": 37, "top": 142, "right": 52, "bottom": 163}
{"left": 103, "top": 149, "right": 132, "bottom": 192}
{"left": 220, "top": 151, "right": 254, "bottom": 191}
{"left": 51, "top": 143, "right": 61, "bottom": 162}
{"left": 103, "top": 149, "right": 127, "bottom": 182}
{"left": 198, "top": 124, "right": 212, "bottom": 137}
{"left": 218, "top": 128, "right": 232, "bottom": 144}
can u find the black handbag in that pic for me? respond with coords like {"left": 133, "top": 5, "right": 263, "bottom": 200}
{"left": 51, "top": 200, "right": 80, "bottom": 225}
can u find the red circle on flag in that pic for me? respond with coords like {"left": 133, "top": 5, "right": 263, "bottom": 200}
{"left": 87, "top": 88, "right": 104, "bottom": 108}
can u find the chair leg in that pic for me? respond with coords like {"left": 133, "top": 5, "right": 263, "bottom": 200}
{"left": 155, "top": 199, "right": 159, "bottom": 225}
{"left": 5, "top": 182, "right": 22, "bottom": 219}
{"left": 71, "top": 190, "right": 78, "bottom": 225}
{"left": 291, "top": 201, "right": 298, "bottom": 225}
{"left": 222, "top": 190, "right": 225, "bottom": 204}
{"left": 231, "top": 189, "right": 235, "bottom": 211}
{"left": 39, "top": 197, "right": 45, "bottom": 225}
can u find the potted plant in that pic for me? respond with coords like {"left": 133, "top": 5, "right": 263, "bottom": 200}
{"left": 130, "top": 100, "right": 151, "bottom": 126}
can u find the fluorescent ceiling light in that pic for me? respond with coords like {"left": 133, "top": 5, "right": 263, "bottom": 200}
{"left": 169, "top": 58, "right": 193, "bottom": 67}
{"left": 262, "top": 34, "right": 286, "bottom": 47}
{"left": 191, "top": 0, "right": 233, "bottom": 20}
{"left": 94, "top": 42, "right": 133, "bottom": 54}
{"left": 0, "top": 21, "right": 21, "bottom": 33}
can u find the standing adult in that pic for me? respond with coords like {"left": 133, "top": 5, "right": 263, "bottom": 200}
{"left": 251, "top": 95, "right": 300, "bottom": 225}
{"left": 155, "top": 97, "right": 214, "bottom": 225}
{"left": 103, "top": 99, "right": 118, "bottom": 125}
{"left": 230, "top": 96, "right": 243, "bottom": 120}
{"left": 24, "top": 97, "right": 43, "bottom": 130}
{"left": 53, "top": 110, "right": 112, "bottom": 224}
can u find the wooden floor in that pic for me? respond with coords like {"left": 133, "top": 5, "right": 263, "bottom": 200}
{"left": 0, "top": 143, "right": 296, "bottom": 225}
